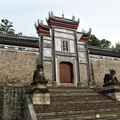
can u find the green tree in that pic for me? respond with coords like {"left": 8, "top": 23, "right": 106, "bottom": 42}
{"left": 100, "top": 39, "right": 111, "bottom": 48}
{"left": 88, "top": 35, "right": 111, "bottom": 48}
{"left": 0, "top": 19, "right": 22, "bottom": 35}
{"left": 115, "top": 42, "right": 120, "bottom": 50}
{"left": 88, "top": 35, "right": 101, "bottom": 47}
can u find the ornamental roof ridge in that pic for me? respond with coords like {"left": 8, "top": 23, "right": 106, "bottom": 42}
{"left": 48, "top": 11, "right": 79, "bottom": 23}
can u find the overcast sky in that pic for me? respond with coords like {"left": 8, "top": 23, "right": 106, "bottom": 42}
{"left": 0, "top": 0, "right": 120, "bottom": 46}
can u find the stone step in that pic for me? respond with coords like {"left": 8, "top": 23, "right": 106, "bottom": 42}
{"left": 34, "top": 102, "right": 120, "bottom": 113}
{"left": 50, "top": 95, "right": 112, "bottom": 102}
{"left": 33, "top": 88, "right": 120, "bottom": 120}
{"left": 36, "top": 108, "right": 120, "bottom": 117}
{"left": 50, "top": 100, "right": 112, "bottom": 104}
{"left": 49, "top": 88, "right": 94, "bottom": 93}
{"left": 38, "top": 111, "right": 120, "bottom": 120}
{"left": 51, "top": 92, "right": 100, "bottom": 96}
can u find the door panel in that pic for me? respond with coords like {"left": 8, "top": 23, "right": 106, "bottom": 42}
{"left": 60, "top": 62, "right": 72, "bottom": 83}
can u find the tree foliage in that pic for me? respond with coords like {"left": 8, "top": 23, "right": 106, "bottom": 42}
{"left": 0, "top": 19, "right": 22, "bottom": 35}
{"left": 100, "top": 39, "right": 111, "bottom": 48}
{"left": 88, "top": 35, "right": 111, "bottom": 48}
{"left": 115, "top": 42, "right": 120, "bottom": 50}
{"left": 88, "top": 35, "right": 101, "bottom": 47}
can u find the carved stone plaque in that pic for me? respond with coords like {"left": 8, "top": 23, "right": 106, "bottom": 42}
{"left": 44, "top": 40, "right": 51, "bottom": 47}
{"left": 79, "top": 52, "right": 87, "bottom": 63}
{"left": 43, "top": 48, "right": 52, "bottom": 57}
{"left": 78, "top": 45, "right": 85, "bottom": 51}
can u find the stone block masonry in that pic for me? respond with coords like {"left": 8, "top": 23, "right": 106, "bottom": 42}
{"left": 32, "top": 93, "right": 50, "bottom": 104}
{"left": 0, "top": 87, "right": 26, "bottom": 120}
{"left": 0, "top": 49, "right": 53, "bottom": 86}
{"left": 0, "top": 50, "right": 38, "bottom": 86}
{"left": 90, "top": 59, "right": 120, "bottom": 87}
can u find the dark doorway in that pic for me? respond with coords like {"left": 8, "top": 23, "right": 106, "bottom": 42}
{"left": 60, "top": 62, "right": 73, "bottom": 83}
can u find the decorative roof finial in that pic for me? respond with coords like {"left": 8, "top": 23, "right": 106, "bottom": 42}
{"left": 72, "top": 15, "right": 75, "bottom": 21}
{"left": 88, "top": 28, "right": 92, "bottom": 34}
{"left": 37, "top": 19, "right": 40, "bottom": 25}
{"left": 41, "top": 20, "right": 43, "bottom": 25}
{"left": 49, "top": 12, "right": 50, "bottom": 16}
{"left": 62, "top": 12, "right": 64, "bottom": 18}
{"left": 51, "top": 11, "right": 54, "bottom": 16}
{"left": 34, "top": 22, "right": 37, "bottom": 29}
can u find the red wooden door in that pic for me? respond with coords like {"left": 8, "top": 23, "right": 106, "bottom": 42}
{"left": 60, "top": 62, "right": 72, "bottom": 83}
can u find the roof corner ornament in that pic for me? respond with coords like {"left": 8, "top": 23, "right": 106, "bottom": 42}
{"left": 40, "top": 20, "right": 43, "bottom": 25}
{"left": 82, "top": 28, "right": 92, "bottom": 34}
{"left": 62, "top": 12, "right": 64, "bottom": 18}
{"left": 72, "top": 15, "right": 75, "bottom": 21}
{"left": 49, "top": 11, "right": 50, "bottom": 16}
{"left": 51, "top": 11, "right": 54, "bottom": 17}
{"left": 77, "top": 18, "right": 80, "bottom": 23}
{"left": 88, "top": 28, "right": 92, "bottom": 34}
{"left": 34, "top": 22, "right": 37, "bottom": 29}
{"left": 49, "top": 11, "right": 54, "bottom": 17}
{"left": 46, "top": 18, "right": 48, "bottom": 22}
{"left": 37, "top": 19, "right": 40, "bottom": 25}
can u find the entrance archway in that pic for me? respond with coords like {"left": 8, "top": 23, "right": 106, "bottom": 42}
{"left": 60, "top": 62, "right": 73, "bottom": 83}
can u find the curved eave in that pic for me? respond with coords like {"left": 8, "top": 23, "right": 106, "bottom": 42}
{"left": 36, "top": 25, "right": 50, "bottom": 36}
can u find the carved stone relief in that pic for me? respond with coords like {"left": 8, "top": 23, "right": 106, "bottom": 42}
{"left": 78, "top": 45, "right": 85, "bottom": 51}
{"left": 43, "top": 36, "right": 51, "bottom": 40}
{"left": 79, "top": 52, "right": 87, "bottom": 63}
{"left": 44, "top": 40, "right": 52, "bottom": 47}
{"left": 43, "top": 48, "right": 52, "bottom": 57}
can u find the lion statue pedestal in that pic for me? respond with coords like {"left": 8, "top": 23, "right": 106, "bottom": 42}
{"left": 103, "top": 69, "right": 120, "bottom": 101}
{"left": 30, "top": 64, "right": 50, "bottom": 104}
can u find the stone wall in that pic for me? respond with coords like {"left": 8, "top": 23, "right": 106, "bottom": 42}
{"left": 0, "top": 87, "right": 3, "bottom": 120}
{"left": 0, "top": 50, "right": 38, "bottom": 86}
{"left": 0, "top": 49, "right": 53, "bottom": 86}
{"left": 0, "top": 87, "right": 26, "bottom": 120}
{"left": 89, "top": 59, "right": 120, "bottom": 87}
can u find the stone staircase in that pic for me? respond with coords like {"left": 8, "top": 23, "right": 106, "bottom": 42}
{"left": 33, "top": 87, "right": 120, "bottom": 120}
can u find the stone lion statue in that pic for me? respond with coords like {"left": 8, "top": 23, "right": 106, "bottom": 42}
{"left": 104, "top": 69, "right": 119, "bottom": 85}
{"left": 33, "top": 64, "right": 46, "bottom": 83}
